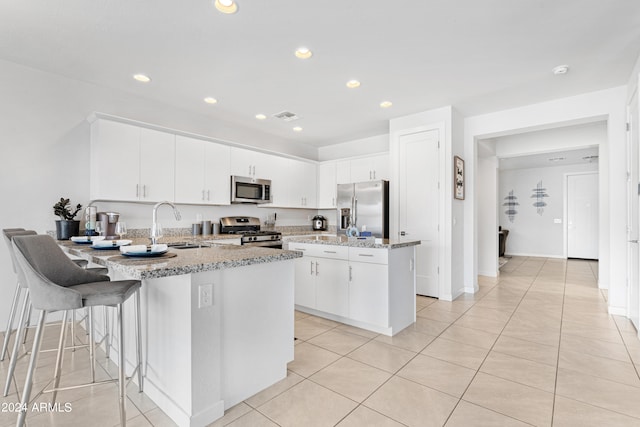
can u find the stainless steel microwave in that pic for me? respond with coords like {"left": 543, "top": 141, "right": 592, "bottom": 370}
{"left": 231, "top": 176, "right": 272, "bottom": 204}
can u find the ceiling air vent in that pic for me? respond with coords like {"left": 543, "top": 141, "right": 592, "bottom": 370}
{"left": 273, "top": 111, "right": 300, "bottom": 122}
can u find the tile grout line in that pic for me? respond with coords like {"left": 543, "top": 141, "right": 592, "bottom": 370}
{"left": 550, "top": 256, "right": 569, "bottom": 427}
{"left": 442, "top": 256, "right": 550, "bottom": 426}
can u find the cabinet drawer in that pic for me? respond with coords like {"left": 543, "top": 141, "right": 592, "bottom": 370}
{"left": 349, "top": 247, "right": 388, "bottom": 264}
{"left": 288, "top": 243, "right": 348, "bottom": 260}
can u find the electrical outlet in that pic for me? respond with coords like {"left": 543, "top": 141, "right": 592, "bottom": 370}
{"left": 199, "top": 284, "right": 213, "bottom": 308}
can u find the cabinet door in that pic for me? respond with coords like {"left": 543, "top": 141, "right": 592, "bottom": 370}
{"left": 139, "top": 128, "right": 175, "bottom": 202}
{"left": 349, "top": 262, "right": 388, "bottom": 326}
{"left": 315, "top": 258, "right": 349, "bottom": 317}
{"left": 175, "top": 136, "right": 206, "bottom": 204}
{"left": 317, "top": 162, "right": 337, "bottom": 208}
{"left": 369, "top": 153, "right": 389, "bottom": 181}
{"left": 264, "top": 155, "right": 289, "bottom": 206}
{"left": 204, "top": 142, "right": 231, "bottom": 205}
{"left": 336, "top": 160, "right": 351, "bottom": 184}
{"left": 294, "top": 257, "right": 316, "bottom": 308}
{"left": 349, "top": 157, "right": 372, "bottom": 183}
{"left": 90, "top": 120, "right": 140, "bottom": 201}
{"left": 230, "top": 147, "right": 255, "bottom": 177}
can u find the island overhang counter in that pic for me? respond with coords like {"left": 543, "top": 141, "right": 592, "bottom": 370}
{"left": 61, "top": 240, "right": 301, "bottom": 427}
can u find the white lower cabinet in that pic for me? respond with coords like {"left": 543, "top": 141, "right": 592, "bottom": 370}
{"left": 290, "top": 242, "right": 415, "bottom": 336}
{"left": 316, "top": 258, "right": 349, "bottom": 317}
{"left": 348, "top": 262, "right": 388, "bottom": 326}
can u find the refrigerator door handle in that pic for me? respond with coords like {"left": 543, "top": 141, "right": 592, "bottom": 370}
{"left": 354, "top": 197, "right": 358, "bottom": 227}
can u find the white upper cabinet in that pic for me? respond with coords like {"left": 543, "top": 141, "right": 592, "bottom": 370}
{"left": 175, "top": 135, "right": 230, "bottom": 205}
{"left": 317, "top": 162, "right": 337, "bottom": 208}
{"left": 350, "top": 153, "right": 389, "bottom": 182}
{"left": 286, "top": 159, "right": 317, "bottom": 208}
{"left": 336, "top": 160, "right": 351, "bottom": 184}
{"left": 90, "top": 119, "right": 175, "bottom": 202}
{"left": 230, "top": 147, "right": 275, "bottom": 179}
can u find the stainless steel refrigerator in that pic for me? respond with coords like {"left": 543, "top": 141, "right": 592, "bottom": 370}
{"left": 337, "top": 180, "right": 389, "bottom": 238}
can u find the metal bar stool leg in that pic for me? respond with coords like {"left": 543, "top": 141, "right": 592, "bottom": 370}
{"left": 135, "top": 290, "right": 143, "bottom": 392}
{"left": 104, "top": 306, "right": 111, "bottom": 359}
{"left": 117, "top": 303, "right": 126, "bottom": 426}
{"left": 0, "top": 283, "right": 21, "bottom": 361}
{"left": 51, "top": 311, "right": 69, "bottom": 405}
{"left": 3, "top": 290, "right": 29, "bottom": 397}
{"left": 16, "top": 310, "right": 47, "bottom": 427}
{"left": 89, "top": 307, "right": 95, "bottom": 383}
{"left": 22, "top": 303, "right": 32, "bottom": 345}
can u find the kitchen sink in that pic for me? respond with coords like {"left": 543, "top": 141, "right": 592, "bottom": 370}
{"left": 167, "top": 242, "right": 209, "bottom": 249}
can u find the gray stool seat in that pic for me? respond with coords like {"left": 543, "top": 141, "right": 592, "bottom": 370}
{"left": 12, "top": 234, "right": 142, "bottom": 427}
{"left": 70, "top": 279, "right": 140, "bottom": 307}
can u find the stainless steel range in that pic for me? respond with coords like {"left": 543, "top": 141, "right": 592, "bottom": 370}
{"left": 219, "top": 216, "right": 282, "bottom": 248}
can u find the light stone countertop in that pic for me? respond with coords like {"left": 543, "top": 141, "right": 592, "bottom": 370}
{"left": 59, "top": 235, "right": 302, "bottom": 280}
{"left": 283, "top": 234, "right": 421, "bottom": 249}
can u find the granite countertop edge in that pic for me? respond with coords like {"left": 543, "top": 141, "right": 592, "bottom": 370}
{"left": 283, "top": 235, "right": 421, "bottom": 249}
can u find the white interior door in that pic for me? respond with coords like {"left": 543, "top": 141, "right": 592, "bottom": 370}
{"left": 628, "top": 88, "right": 639, "bottom": 329}
{"left": 398, "top": 130, "right": 440, "bottom": 297}
{"left": 567, "top": 173, "right": 599, "bottom": 259}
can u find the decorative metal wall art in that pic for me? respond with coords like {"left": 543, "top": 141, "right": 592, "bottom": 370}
{"left": 531, "top": 180, "right": 549, "bottom": 215}
{"left": 503, "top": 190, "right": 519, "bottom": 223}
{"left": 454, "top": 156, "right": 465, "bottom": 200}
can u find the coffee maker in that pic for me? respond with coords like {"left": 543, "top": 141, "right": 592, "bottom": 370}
{"left": 97, "top": 212, "right": 120, "bottom": 239}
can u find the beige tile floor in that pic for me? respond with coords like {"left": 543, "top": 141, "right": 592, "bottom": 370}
{"left": 2, "top": 257, "right": 640, "bottom": 426}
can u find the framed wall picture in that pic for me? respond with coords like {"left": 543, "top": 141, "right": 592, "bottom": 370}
{"left": 454, "top": 155, "right": 465, "bottom": 200}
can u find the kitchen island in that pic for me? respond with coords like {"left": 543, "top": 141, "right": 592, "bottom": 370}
{"left": 61, "top": 238, "right": 301, "bottom": 427}
{"left": 284, "top": 235, "right": 421, "bottom": 336}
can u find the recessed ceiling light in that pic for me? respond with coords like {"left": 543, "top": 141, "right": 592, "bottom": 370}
{"left": 255, "top": 114, "right": 267, "bottom": 120}
{"left": 214, "top": 0, "right": 238, "bottom": 14}
{"left": 295, "top": 47, "right": 313, "bottom": 59}
{"left": 133, "top": 74, "right": 151, "bottom": 83}
{"left": 346, "top": 80, "right": 361, "bottom": 89}
{"left": 293, "top": 126, "right": 303, "bottom": 132}
{"left": 380, "top": 101, "right": 393, "bottom": 108}
{"left": 552, "top": 65, "right": 569, "bottom": 75}
{"left": 204, "top": 97, "right": 218, "bottom": 104}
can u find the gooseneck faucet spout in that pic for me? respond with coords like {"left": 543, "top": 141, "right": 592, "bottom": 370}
{"left": 151, "top": 201, "right": 181, "bottom": 244}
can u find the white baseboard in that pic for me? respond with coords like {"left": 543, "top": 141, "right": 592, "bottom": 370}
{"left": 478, "top": 269, "right": 498, "bottom": 277}
{"left": 505, "top": 252, "right": 565, "bottom": 259}
{"left": 464, "top": 286, "right": 478, "bottom": 294}
{"left": 608, "top": 306, "right": 627, "bottom": 316}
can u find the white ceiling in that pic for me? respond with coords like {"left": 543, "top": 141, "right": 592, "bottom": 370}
{"left": 1, "top": 1, "right": 639, "bottom": 148}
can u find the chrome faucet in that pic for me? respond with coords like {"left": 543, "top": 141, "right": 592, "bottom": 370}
{"left": 151, "top": 201, "right": 181, "bottom": 244}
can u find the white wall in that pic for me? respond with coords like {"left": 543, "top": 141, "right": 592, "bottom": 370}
{"left": 499, "top": 163, "right": 598, "bottom": 258}
{"left": 495, "top": 121, "right": 607, "bottom": 157}
{"left": 389, "top": 106, "right": 466, "bottom": 300}
{"left": 477, "top": 156, "right": 498, "bottom": 276}
{"left": 465, "top": 86, "right": 627, "bottom": 315}
{"left": 317, "top": 134, "right": 389, "bottom": 162}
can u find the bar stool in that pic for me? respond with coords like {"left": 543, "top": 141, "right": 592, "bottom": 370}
{"left": 2, "top": 230, "right": 109, "bottom": 398}
{"left": 12, "top": 234, "right": 142, "bottom": 427}
{"left": 1, "top": 229, "right": 37, "bottom": 362}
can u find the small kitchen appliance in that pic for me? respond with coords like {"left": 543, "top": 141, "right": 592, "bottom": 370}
{"left": 96, "top": 211, "right": 120, "bottom": 239}
{"left": 219, "top": 216, "right": 282, "bottom": 248}
{"left": 312, "top": 215, "right": 327, "bottom": 231}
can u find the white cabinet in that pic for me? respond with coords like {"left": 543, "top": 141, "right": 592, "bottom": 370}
{"left": 90, "top": 119, "right": 175, "bottom": 202}
{"left": 349, "top": 262, "right": 388, "bottom": 326}
{"left": 230, "top": 147, "right": 274, "bottom": 178}
{"left": 350, "top": 154, "right": 389, "bottom": 182}
{"left": 175, "top": 136, "right": 230, "bottom": 205}
{"left": 286, "top": 159, "right": 317, "bottom": 208}
{"left": 317, "top": 162, "right": 337, "bottom": 208}
{"left": 290, "top": 242, "right": 415, "bottom": 336}
{"left": 336, "top": 160, "right": 351, "bottom": 184}
{"left": 289, "top": 243, "right": 349, "bottom": 316}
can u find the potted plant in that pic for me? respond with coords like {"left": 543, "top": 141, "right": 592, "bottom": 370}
{"left": 53, "top": 197, "right": 82, "bottom": 240}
